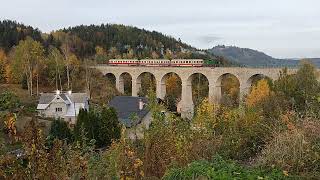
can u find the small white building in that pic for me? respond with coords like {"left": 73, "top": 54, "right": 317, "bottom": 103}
{"left": 37, "top": 91, "right": 89, "bottom": 124}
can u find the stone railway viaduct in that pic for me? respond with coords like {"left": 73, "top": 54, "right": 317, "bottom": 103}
{"left": 94, "top": 65, "right": 296, "bottom": 118}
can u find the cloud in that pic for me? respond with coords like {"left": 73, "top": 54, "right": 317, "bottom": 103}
{"left": 197, "top": 35, "right": 222, "bottom": 46}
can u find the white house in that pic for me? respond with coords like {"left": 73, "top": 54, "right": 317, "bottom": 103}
{"left": 37, "top": 91, "right": 89, "bottom": 124}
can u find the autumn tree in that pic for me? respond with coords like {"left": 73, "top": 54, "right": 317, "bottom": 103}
{"left": 138, "top": 73, "right": 156, "bottom": 97}
{"left": 192, "top": 74, "right": 209, "bottom": 107}
{"left": 68, "top": 53, "right": 80, "bottom": 90}
{"left": 95, "top": 46, "right": 107, "bottom": 63}
{"left": 61, "top": 43, "right": 72, "bottom": 90}
{"left": 164, "top": 48, "right": 173, "bottom": 59}
{"left": 274, "top": 61, "right": 320, "bottom": 114}
{"left": 246, "top": 79, "right": 271, "bottom": 107}
{"left": 151, "top": 51, "right": 160, "bottom": 59}
{"left": 47, "top": 46, "right": 65, "bottom": 90}
{"left": 11, "top": 37, "right": 44, "bottom": 95}
{"left": 0, "top": 49, "right": 8, "bottom": 83}
{"left": 221, "top": 75, "right": 240, "bottom": 107}
{"left": 164, "top": 73, "right": 182, "bottom": 111}
{"left": 193, "top": 98, "right": 216, "bottom": 132}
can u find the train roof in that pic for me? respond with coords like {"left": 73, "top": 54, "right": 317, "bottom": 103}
{"left": 172, "top": 59, "right": 203, "bottom": 61}
{"left": 109, "top": 59, "right": 204, "bottom": 61}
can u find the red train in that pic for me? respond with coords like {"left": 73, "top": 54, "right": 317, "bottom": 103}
{"left": 108, "top": 59, "right": 204, "bottom": 67}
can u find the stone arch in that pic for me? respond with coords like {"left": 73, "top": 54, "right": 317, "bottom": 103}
{"left": 119, "top": 72, "right": 132, "bottom": 96}
{"left": 187, "top": 73, "right": 209, "bottom": 105}
{"left": 215, "top": 73, "right": 240, "bottom": 107}
{"left": 160, "top": 72, "right": 182, "bottom": 112}
{"left": 136, "top": 72, "right": 156, "bottom": 97}
{"left": 105, "top": 73, "right": 116, "bottom": 89}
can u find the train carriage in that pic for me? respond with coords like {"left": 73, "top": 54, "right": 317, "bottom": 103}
{"left": 109, "top": 59, "right": 139, "bottom": 66}
{"left": 140, "top": 59, "right": 170, "bottom": 67}
{"left": 171, "top": 59, "right": 203, "bottom": 67}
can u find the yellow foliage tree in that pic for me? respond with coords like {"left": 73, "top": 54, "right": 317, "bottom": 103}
{"left": 95, "top": 46, "right": 105, "bottom": 56}
{"left": 164, "top": 49, "right": 173, "bottom": 60}
{"left": 166, "top": 73, "right": 181, "bottom": 98}
{"left": 246, "top": 79, "right": 271, "bottom": 107}
{"left": 0, "top": 49, "right": 8, "bottom": 83}
{"left": 4, "top": 113, "right": 17, "bottom": 143}
{"left": 193, "top": 98, "right": 216, "bottom": 132}
{"left": 151, "top": 51, "right": 159, "bottom": 59}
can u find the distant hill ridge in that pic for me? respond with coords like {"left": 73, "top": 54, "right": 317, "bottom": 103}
{"left": 208, "top": 45, "right": 320, "bottom": 67}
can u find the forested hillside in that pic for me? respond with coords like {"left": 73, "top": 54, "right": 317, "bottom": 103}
{"left": 0, "top": 20, "right": 42, "bottom": 52}
{"left": 59, "top": 24, "right": 193, "bottom": 58}
{"left": 0, "top": 20, "right": 230, "bottom": 65}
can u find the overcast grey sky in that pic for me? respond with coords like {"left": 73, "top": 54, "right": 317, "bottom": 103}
{"left": 1, "top": 0, "right": 319, "bottom": 58}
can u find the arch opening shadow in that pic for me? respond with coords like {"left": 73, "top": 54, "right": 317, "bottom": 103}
{"left": 188, "top": 73, "right": 209, "bottom": 108}
{"left": 247, "top": 74, "right": 272, "bottom": 92}
{"left": 216, "top": 73, "right": 240, "bottom": 107}
{"left": 137, "top": 72, "right": 156, "bottom": 97}
{"left": 105, "top": 73, "right": 116, "bottom": 89}
{"left": 161, "top": 72, "right": 182, "bottom": 112}
{"left": 119, "top": 72, "right": 132, "bottom": 96}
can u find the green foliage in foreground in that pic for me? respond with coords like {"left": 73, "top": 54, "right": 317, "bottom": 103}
{"left": 48, "top": 119, "right": 73, "bottom": 143}
{"left": 74, "top": 107, "right": 121, "bottom": 148}
{"left": 163, "top": 156, "right": 287, "bottom": 180}
{"left": 0, "top": 91, "right": 20, "bottom": 111}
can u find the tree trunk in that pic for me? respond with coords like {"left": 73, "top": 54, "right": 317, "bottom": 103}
{"left": 66, "top": 64, "right": 70, "bottom": 90}
{"left": 85, "top": 59, "right": 90, "bottom": 98}
{"left": 36, "top": 64, "right": 39, "bottom": 96}
{"left": 29, "top": 65, "right": 33, "bottom": 96}
{"left": 58, "top": 69, "right": 62, "bottom": 91}
{"left": 55, "top": 65, "right": 58, "bottom": 90}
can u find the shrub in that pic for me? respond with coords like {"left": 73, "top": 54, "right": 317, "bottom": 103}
{"left": 74, "top": 107, "right": 121, "bottom": 148}
{"left": 48, "top": 119, "right": 73, "bottom": 143}
{"left": 257, "top": 119, "right": 320, "bottom": 178}
{"left": 0, "top": 91, "right": 20, "bottom": 111}
{"left": 163, "top": 155, "right": 287, "bottom": 180}
{"left": 216, "top": 108, "right": 273, "bottom": 161}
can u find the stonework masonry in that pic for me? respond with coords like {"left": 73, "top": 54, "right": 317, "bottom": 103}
{"left": 94, "top": 65, "right": 297, "bottom": 119}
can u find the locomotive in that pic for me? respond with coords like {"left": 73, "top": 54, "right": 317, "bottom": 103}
{"left": 108, "top": 59, "right": 204, "bottom": 67}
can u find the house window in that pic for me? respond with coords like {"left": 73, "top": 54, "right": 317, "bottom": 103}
{"left": 56, "top": 107, "right": 62, "bottom": 112}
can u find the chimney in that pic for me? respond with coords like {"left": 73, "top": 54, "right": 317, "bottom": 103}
{"left": 139, "top": 99, "right": 144, "bottom": 110}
